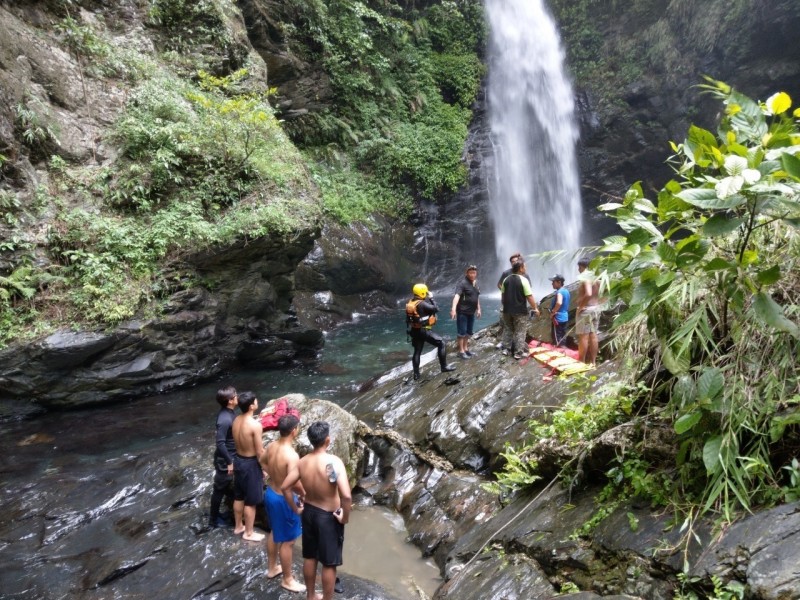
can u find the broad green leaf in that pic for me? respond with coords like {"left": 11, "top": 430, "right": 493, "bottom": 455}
{"left": 756, "top": 264, "right": 781, "bottom": 285}
{"left": 673, "top": 375, "right": 696, "bottom": 406}
{"left": 613, "top": 304, "right": 644, "bottom": 328}
{"left": 697, "top": 367, "right": 724, "bottom": 401}
{"left": 655, "top": 271, "right": 676, "bottom": 286}
{"left": 688, "top": 125, "right": 718, "bottom": 148}
{"left": 678, "top": 189, "right": 746, "bottom": 210}
{"left": 674, "top": 410, "right": 702, "bottom": 435}
{"left": 656, "top": 241, "right": 677, "bottom": 263}
{"left": 658, "top": 192, "right": 692, "bottom": 218}
{"left": 752, "top": 292, "right": 800, "bottom": 337}
{"left": 781, "top": 152, "right": 800, "bottom": 180}
{"left": 627, "top": 227, "right": 655, "bottom": 246}
{"left": 675, "top": 238, "right": 709, "bottom": 269}
{"left": 703, "top": 257, "right": 735, "bottom": 272}
{"left": 703, "top": 435, "right": 723, "bottom": 474}
{"left": 677, "top": 188, "right": 717, "bottom": 204}
{"left": 740, "top": 249, "right": 759, "bottom": 266}
{"left": 632, "top": 198, "right": 657, "bottom": 213}
{"left": 702, "top": 214, "right": 743, "bottom": 237}
{"left": 662, "top": 342, "right": 690, "bottom": 375}
{"left": 598, "top": 202, "right": 624, "bottom": 211}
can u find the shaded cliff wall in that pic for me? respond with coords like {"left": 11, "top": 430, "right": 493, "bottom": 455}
{"left": 549, "top": 0, "right": 800, "bottom": 233}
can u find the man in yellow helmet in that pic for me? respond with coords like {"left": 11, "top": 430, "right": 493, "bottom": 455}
{"left": 406, "top": 283, "right": 456, "bottom": 380}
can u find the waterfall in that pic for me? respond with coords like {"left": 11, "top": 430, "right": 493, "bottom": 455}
{"left": 485, "top": 0, "right": 583, "bottom": 292}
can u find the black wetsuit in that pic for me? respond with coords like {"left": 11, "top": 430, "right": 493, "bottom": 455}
{"left": 209, "top": 407, "right": 235, "bottom": 525}
{"left": 409, "top": 296, "right": 449, "bottom": 379}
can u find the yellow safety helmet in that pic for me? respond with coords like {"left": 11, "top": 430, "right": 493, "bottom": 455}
{"left": 412, "top": 283, "right": 428, "bottom": 298}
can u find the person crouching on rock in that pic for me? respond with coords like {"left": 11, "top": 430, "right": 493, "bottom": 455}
{"left": 406, "top": 283, "right": 456, "bottom": 380}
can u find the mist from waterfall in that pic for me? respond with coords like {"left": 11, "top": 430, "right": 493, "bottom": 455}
{"left": 485, "top": 0, "right": 583, "bottom": 292}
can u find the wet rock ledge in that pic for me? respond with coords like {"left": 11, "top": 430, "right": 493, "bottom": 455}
{"left": 337, "top": 330, "right": 800, "bottom": 600}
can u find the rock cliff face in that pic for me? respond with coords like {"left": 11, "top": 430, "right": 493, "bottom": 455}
{"left": 0, "top": 232, "right": 324, "bottom": 408}
{"left": 556, "top": 0, "right": 800, "bottom": 216}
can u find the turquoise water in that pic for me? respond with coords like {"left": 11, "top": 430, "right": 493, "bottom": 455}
{"left": 0, "top": 300, "right": 501, "bottom": 600}
{"left": 240, "top": 295, "right": 501, "bottom": 404}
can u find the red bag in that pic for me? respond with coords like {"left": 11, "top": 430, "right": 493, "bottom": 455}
{"left": 260, "top": 397, "right": 301, "bottom": 431}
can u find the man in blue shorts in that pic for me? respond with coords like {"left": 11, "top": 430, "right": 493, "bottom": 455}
{"left": 261, "top": 414, "right": 305, "bottom": 593}
{"left": 548, "top": 274, "right": 570, "bottom": 347}
{"left": 282, "top": 421, "right": 352, "bottom": 600}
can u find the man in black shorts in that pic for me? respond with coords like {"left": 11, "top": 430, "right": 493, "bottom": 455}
{"left": 232, "top": 391, "right": 266, "bottom": 542}
{"left": 282, "top": 421, "right": 352, "bottom": 600}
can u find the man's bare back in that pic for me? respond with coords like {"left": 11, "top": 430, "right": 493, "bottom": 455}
{"left": 232, "top": 413, "right": 263, "bottom": 459}
{"left": 297, "top": 451, "right": 348, "bottom": 513}
{"left": 261, "top": 438, "right": 299, "bottom": 493}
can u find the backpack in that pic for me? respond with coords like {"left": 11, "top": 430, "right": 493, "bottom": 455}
{"left": 406, "top": 298, "right": 436, "bottom": 330}
{"left": 260, "top": 397, "right": 301, "bottom": 431}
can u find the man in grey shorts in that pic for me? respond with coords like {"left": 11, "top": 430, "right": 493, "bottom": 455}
{"left": 576, "top": 257, "right": 602, "bottom": 366}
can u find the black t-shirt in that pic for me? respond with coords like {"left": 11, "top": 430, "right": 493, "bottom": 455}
{"left": 454, "top": 277, "right": 480, "bottom": 315}
{"left": 214, "top": 408, "right": 236, "bottom": 467}
{"left": 501, "top": 273, "right": 532, "bottom": 315}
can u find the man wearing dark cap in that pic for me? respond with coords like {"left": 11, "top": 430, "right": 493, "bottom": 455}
{"left": 548, "top": 274, "right": 570, "bottom": 347}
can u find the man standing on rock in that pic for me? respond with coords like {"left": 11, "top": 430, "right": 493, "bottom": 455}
{"left": 576, "top": 257, "right": 602, "bottom": 366}
{"left": 282, "top": 421, "right": 352, "bottom": 600}
{"left": 232, "top": 391, "right": 266, "bottom": 542}
{"left": 209, "top": 385, "right": 238, "bottom": 528}
{"left": 500, "top": 260, "right": 540, "bottom": 359}
{"left": 548, "top": 274, "right": 570, "bottom": 348}
{"left": 260, "top": 414, "right": 306, "bottom": 593}
{"left": 406, "top": 283, "right": 456, "bottom": 380}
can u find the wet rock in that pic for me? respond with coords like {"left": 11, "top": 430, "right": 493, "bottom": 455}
{"left": 434, "top": 551, "right": 555, "bottom": 599}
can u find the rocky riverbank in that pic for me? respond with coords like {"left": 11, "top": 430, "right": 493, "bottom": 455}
{"left": 345, "top": 326, "right": 800, "bottom": 600}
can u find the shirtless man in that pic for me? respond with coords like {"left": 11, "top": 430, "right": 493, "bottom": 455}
{"left": 231, "top": 391, "right": 266, "bottom": 542}
{"left": 576, "top": 257, "right": 602, "bottom": 366}
{"left": 281, "top": 421, "right": 352, "bottom": 600}
{"left": 260, "top": 414, "right": 305, "bottom": 593}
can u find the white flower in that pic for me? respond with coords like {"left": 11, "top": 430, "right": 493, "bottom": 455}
{"left": 715, "top": 155, "right": 761, "bottom": 198}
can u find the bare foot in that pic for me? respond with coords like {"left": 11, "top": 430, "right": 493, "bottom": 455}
{"left": 280, "top": 579, "right": 306, "bottom": 593}
{"left": 242, "top": 531, "right": 265, "bottom": 542}
{"left": 233, "top": 527, "right": 245, "bottom": 535}
{"left": 266, "top": 568, "right": 283, "bottom": 579}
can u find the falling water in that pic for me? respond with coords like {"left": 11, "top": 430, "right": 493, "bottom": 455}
{"left": 485, "top": 0, "right": 583, "bottom": 289}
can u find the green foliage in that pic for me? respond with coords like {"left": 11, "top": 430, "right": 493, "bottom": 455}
{"left": 559, "top": 582, "right": 581, "bottom": 595}
{"left": 782, "top": 457, "right": 800, "bottom": 502}
{"left": 530, "top": 376, "right": 635, "bottom": 443}
{"left": 280, "top": 0, "right": 484, "bottom": 202}
{"left": 147, "top": 0, "right": 230, "bottom": 51}
{"left": 14, "top": 100, "right": 59, "bottom": 159}
{"left": 357, "top": 102, "right": 470, "bottom": 199}
{"left": 110, "top": 70, "right": 306, "bottom": 213}
{"left": 430, "top": 53, "right": 485, "bottom": 108}
{"left": 0, "top": 66, "right": 319, "bottom": 339}
{"left": 675, "top": 572, "right": 746, "bottom": 600}
{"left": 480, "top": 443, "right": 541, "bottom": 498}
{"left": 308, "top": 156, "right": 411, "bottom": 224}
{"left": 573, "top": 453, "right": 673, "bottom": 537}
{"left": 593, "top": 80, "right": 800, "bottom": 524}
